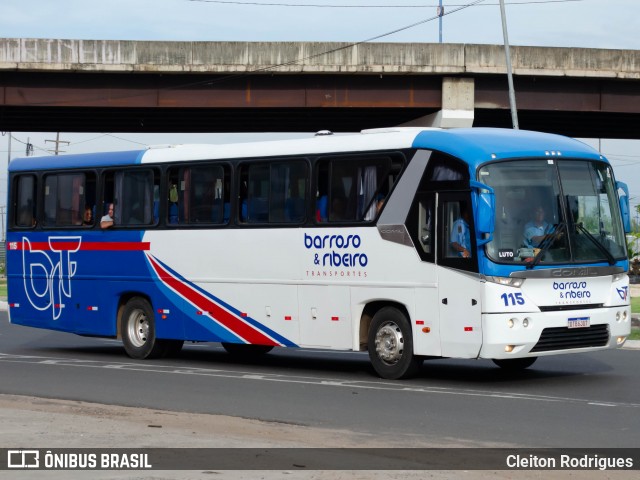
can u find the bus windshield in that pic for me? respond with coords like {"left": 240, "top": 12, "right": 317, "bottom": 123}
{"left": 479, "top": 159, "right": 627, "bottom": 266}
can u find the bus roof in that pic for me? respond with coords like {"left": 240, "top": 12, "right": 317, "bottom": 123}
{"left": 8, "top": 127, "right": 604, "bottom": 172}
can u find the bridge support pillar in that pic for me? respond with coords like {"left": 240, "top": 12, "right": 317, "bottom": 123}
{"left": 400, "top": 77, "right": 475, "bottom": 128}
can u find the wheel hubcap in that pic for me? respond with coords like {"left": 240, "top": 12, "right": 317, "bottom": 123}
{"left": 127, "top": 309, "right": 149, "bottom": 348}
{"left": 375, "top": 321, "right": 404, "bottom": 365}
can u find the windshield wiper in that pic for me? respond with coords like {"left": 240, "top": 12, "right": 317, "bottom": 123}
{"left": 527, "top": 222, "right": 566, "bottom": 270}
{"left": 575, "top": 223, "right": 616, "bottom": 265}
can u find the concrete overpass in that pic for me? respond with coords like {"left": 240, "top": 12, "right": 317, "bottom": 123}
{"left": 1, "top": 38, "right": 640, "bottom": 138}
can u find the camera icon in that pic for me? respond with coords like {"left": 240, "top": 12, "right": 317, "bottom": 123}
{"left": 7, "top": 450, "right": 40, "bottom": 469}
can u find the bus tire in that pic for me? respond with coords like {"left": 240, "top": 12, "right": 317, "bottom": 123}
{"left": 368, "top": 306, "right": 422, "bottom": 379}
{"left": 121, "top": 297, "right": 167, "bottom": 359}
{"left": 221, "top": 343, "right": 274, "bottom": 357}
{"left": 492, "top": 357, "right": 537, "bottom": 371}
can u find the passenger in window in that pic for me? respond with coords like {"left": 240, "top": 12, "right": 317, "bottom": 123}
{"left": 523, "top": 206, "right": 551, "bottom": 248}
{"left": 169, "top": 182, "right": 179, "bottom": 204}
{"left": 316, "top": 194, "right": 328, "bottom": 222}
{"left": 450, "top": 204, "right": 471, "bottom": 258}
{"left": 82, "top": 206, "right": 93, "bottom": 226}
{"left": 100, "top": 203, "right": 114, "bottom": 229}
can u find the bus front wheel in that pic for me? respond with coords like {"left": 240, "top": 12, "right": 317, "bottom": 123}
{"left": 368, "top": 307, "right": 422, "bottom": 379}
{"left": 121, "top": 297, "right": 168, "bottom": 359}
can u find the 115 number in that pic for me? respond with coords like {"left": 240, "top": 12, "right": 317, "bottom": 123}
{"left": 501, "top": 293, "right": 525, "bottom": 306}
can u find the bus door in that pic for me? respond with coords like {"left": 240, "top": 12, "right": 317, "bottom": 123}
{"left": 436, "top": 192, "right": 483, "bottom": 358}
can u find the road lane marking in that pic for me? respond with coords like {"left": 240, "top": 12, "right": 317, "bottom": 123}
{"left": 0, "top": 352, "right": 638, "bottom": 409}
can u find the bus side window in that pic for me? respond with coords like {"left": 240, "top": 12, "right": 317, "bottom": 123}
{"left": 103, "top": 169, "right": 157, "bottom": 227}
{"left": 445, "top": 200, "right": 472, "bottom": 259}
{"left": 272, "top": 161, "right": 306, "bottom": 223}
{"left": 239, "top": 160, "right": 307, "bottom": 224}
{"left": 315, "top": 154, "right": 402, "bottom": 224}
{"left": 166, "top": 168, "right": 180, "bottom": 225}
{"left": 189, "top": 164, "right": 229, "bottom": 224}
{"left": 405, "top": 192, "right": 436, "bottom": 263}
{"left": 43, "top": 172, "right": 89, "bottom": 227}
{"left": 247, "top": 164, "right": 269, "bottom": 223}
{"left": 435, "top": 194, "right": 478, "bottom": 272}
{"left": 418, "top": 196, "right": 434, "bottom": 255}
{"left": 14, "top": 174, "right": 37, "bottom": 228}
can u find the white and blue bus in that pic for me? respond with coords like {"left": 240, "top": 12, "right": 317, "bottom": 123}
{"left": 6, "top": 127, "right": 632, "bottom": 379}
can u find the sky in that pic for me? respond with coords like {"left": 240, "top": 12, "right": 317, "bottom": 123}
{"left": 1, "top": 0, "right": 640, "bottom": 223}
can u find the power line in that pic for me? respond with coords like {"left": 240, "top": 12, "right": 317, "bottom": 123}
{"left": 188, "top": 0, "right": 585, "bottom": 7}
{"left": 101, "top": 133, "right": 150, "bottom": 146}
{"left": 8, "top": 134, "right": 50, "bottom": 156}
{"left": 167, "top": 0, "right": 489, "bottom": 92}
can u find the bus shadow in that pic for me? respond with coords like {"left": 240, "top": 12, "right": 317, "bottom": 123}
{"left": 37, "top": 339, "right": 615, "bottom": 387}
{"left": 174, "top": 344, "right": 616, "bottom": 386}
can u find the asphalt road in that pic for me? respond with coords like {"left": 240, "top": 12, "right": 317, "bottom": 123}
{"left": 1, "top": 311, "right": 639, "bottom": 449}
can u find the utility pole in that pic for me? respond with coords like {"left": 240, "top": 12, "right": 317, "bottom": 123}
{"left": 499, "top": 0, "right": 519, "bottom": 129}
{"left": 45, "top": 132, "right": 70, "bottom": 155}
{"left": 437, "top": 0, "right": 444, "bottom": 43}
{"left": 3, "top": 131, "right": 11, "bottom": 164}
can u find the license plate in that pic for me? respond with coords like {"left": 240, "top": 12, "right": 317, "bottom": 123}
{"left": 568, "top": 317, "right": 590, "bottom": 329}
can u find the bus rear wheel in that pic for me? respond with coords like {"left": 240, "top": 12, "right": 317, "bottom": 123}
{"left": 368, "top": 307, "right": 422, "bottom": 379}
{"left": 121, "top": 297, "right": 168, "bottom": 359}
{"left": 492, "top": 357, "right": 537, "bottom": 371}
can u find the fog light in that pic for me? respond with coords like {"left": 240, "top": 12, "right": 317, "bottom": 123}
{"left": 505, "top": 345, "right": 514, "bottom": 353}
{"left": 522, "top": 318, "right": 530, "bottom": 328}
{"left": 616, "top": 311, "right": 621, "bottom": 321}
{"left": 617, "top": 336, "right": 626, "bottom": 345}
{"left": 622, "top": 310, "right": 628, "bottom": 321}
{"left": 507, "top": 318, "right": 515, "bottom": 328}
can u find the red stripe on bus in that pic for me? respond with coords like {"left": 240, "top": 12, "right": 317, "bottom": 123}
{"left": 19, "top": 241, "right": 150, "bottom": 251}
{"left": 147, "top": 255, "right": 277, "bottom": 346}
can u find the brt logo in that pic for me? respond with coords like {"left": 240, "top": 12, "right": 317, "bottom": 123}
{"left": 22, "top": 236, "right": 81, "bottom": 321}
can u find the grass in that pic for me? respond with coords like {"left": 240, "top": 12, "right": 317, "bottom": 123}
{"left": 0, "top": 279, "right": 6, "bottom": 299}
{"left": 626, "top": 293, "right": 639, "bottom": 341}
{"left": 632, "top": 296, "right": 640, "bottom": 315}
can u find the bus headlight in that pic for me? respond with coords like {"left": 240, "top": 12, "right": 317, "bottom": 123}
{"left": 612, "top": 273, "right": 627, "bottom": 283}
{"left": 485, "top": 276, "right": 524, "bottom": 288}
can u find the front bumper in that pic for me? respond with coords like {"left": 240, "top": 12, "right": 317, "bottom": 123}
{"left": 479, "top": 306, "right": 631, "bottom": 359}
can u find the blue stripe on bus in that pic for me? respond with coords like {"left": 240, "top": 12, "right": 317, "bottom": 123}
{"left": 9, "top": 150, "right": 147, "bottom": 172}
{"left": 411, "top": 128, "right": 604, "bottom": 172}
